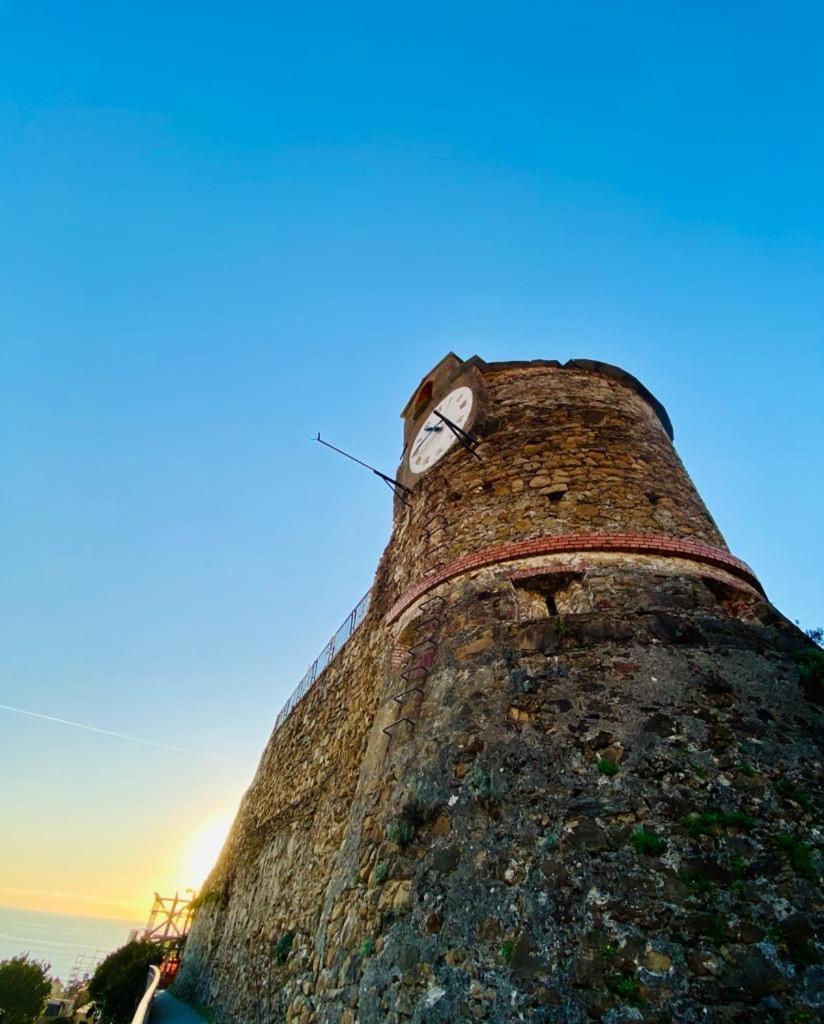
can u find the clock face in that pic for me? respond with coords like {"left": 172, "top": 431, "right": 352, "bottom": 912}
{"left": 408, "top": 385, "right": 474, "bottom": 474}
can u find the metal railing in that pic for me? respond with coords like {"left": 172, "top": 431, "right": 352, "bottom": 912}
{"left": 274, "top": 589, "right": 372, "bottom": 731}
{"left": 131, "top": 966, "right": 161, "bottom": 1024}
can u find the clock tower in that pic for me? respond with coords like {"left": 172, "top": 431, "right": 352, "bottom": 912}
{"left": 178, "top": 355, "right": 821, "bottom": 1024}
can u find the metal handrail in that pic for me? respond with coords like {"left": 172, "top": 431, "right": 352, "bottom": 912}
{"left": 131, "top": 965, "right": 161, "bottom": 1024}
{"left": 273, "top": 589, "right": 371, "bottom": 732}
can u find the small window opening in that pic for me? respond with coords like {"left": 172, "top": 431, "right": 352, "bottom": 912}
{"left": 412, "top": 381, "right": 433, "bottom": 419}
{"left": 512, "top": 571, "right": 586, "bottom": 618}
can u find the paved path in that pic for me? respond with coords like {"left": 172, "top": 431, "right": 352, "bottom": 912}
{"left": 151, "top": 990, "right": 206, "bottom": 1024}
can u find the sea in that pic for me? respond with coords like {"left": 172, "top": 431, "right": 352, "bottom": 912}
{"left": 0, "top": 906, "right": 141, "bottom": 983}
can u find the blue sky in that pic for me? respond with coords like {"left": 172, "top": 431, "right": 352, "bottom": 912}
{"left": 1, "top": 1, "right": 822, "bottom": 917}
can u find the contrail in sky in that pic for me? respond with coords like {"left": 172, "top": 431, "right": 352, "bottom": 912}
{"left": 0, "top": 702, "right": 225, "bottom": 758}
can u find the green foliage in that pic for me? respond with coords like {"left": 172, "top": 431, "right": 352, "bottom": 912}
{"left": 499, "top": 939, "right": 514, "bottom": 963}
{"left": 0, "top": 955, "right": 51, "bottom": 1024}
{"left": 597, "top": 758, "right": 619, "bottom": 777}
{"left": 794, "top": 646, "right": 824, "bottom": 687}
{"left": 631, "top": 827, "right": 665, "bottom": 856}
{"left": 738, "top": 763, "right": 757, "bottom": 777}
{"left": 599, "top": 943, "right": 617, "bottom": 958}
{"left": 88, "top": 941, "right": 163, "bottom": 1024}
{"left": 384, "top": 783, "right": 431, "bottom": 847}
{"left": 466, "top": 763, "right": 494, "bottom": 801}
{"left": 682, "top": 810, "right": 755, "bottom": 837}
{"left": 690, "top": 763, "right": 707, "bottom": 780}
{"left": 775, "top": 780, "right": 812, "bottom": 812}
{"left": 774, "top": 834, "right": 817, "bottom": 880}
{"left": 678, "top": 869, "right": 716, "bottom": 898}
{"left": 729, "top": 854, "right": 747, "bottom": 880}
{"left": 189, "top": 889, "right": 221, "bottom": 913}
{"left": 398, "top": 783, "right": 434, "bottom": 832}
{"left": 542, "top": 831, "right": 558, "bottom": 849}
{"left": 359, "top": 938, "right": 375, "bottom": 958}
{"left": 372, "top": 861, "right": 389, "bottom": 885}
{"left": 274, "top": 932, "right": 293, "bottom": 965}
{"left": 386, "top": 818, "right": 415, "bottom": 847}
{"left": 608, "top": 974, "right": 641, "bottom": 1005}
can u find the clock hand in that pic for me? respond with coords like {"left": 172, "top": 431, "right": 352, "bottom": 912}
{"left": 411, "top": 423, "right": 444, "bottom": 459}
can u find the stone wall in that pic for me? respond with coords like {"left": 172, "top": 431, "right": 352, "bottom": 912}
{"left": 383, "top": 363, "right": 727, "bottom": 604}
{"left": 176, "top": 358, "right": 822, "bottom": 1024}
{"left": 176, "top": 603, "right": 393, "bottom": 1022}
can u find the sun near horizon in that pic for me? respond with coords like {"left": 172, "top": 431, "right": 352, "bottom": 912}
{"left": 0, "top": 809, "right": 234, "bottom": 923}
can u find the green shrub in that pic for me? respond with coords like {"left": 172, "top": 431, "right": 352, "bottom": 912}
{"left": 274, "top": 932, "right": 293, "bottom": 965}
{"left": 774, "top": 834, "right": 817, "bottom": 880}
{"left": 466, "top": 763, "right": 494, "bottom": 801}
{"left": 794, "top": 645, "right": 824, "bottom": 702}
{"left": 396, "top": 783, "right": 433, "bottom": 832}
{"left": 597, "top": 758, "right": 619, "bottom": 777}
{"left": 678, "top": 869, "right": 716, "bottom": 898}
{"left": 360, "top": 938, "right": 375, "bottom": 957}
{"left": 728, "top": 854, "right": 747, "bottom": 879}
{"left": 794, "top": 646, "right": 824, "bottom": 684}
{"left": 372, "top": 861, "right": 389, "bottom": 885}
{"left": 682, "top": 810, "right": 754, "bottom": 837}
{"left": 386, "top": 818, "right": 415, "bottom": 847}
{"left": 499, "top": 939, "right": 514, "bottom": 963}
{"left": 608, "top": 974, "right": 641, "bottom": 1005}
{"left": 88, "top": 941, "right": 163, "bottom": 1024}
{"left": 632, "top": 827, "right": 665, "bottom": 856}
{"left": 189, "top": 889, "right": 222, "bottom": 913}
{"left": 0, "top": 955, "right": 51, "bottom": 1024}
{"left": 775, "top": 780, "right": 812, "bottom": 812}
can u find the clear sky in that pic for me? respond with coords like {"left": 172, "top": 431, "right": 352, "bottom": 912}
{"left": 1, "top": 1, "right": 822, "bottom": 921}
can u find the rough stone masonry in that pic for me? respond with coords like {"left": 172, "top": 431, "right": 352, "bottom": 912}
{"left": 176, "top": 355, "right": 822, "bottom": 1024}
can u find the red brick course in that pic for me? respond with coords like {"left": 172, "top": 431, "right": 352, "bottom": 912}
{"left": 385, "top": 531, "right": 763, "bottom": 623}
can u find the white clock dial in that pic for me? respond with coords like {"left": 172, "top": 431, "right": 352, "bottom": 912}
{"left": 408, "top": 385, "right": 474, "bottom": 474}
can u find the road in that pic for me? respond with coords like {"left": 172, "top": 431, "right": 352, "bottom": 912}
{"left": 151, "top": 990, "right": 206, "bottom": 1024}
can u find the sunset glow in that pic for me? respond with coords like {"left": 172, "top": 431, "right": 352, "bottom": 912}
{"left": 179, "top": 812, "right": 234, "bottom": 891}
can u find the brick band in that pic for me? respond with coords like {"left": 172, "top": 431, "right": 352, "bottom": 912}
{"left": 385, "top": 532, "right": 763, "bottom": 623}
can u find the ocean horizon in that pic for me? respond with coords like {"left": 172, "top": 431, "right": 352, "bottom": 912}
{"left": 0, "top": 905, "right": 141, "bottom": 983}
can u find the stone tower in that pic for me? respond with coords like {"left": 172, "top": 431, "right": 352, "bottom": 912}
{"left": 177, "top": 356, "right": 821, "bottom": 1024}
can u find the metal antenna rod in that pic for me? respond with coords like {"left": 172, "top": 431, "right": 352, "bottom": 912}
{"left": 315, "top": 434, "right": 413, "bottom": 504}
